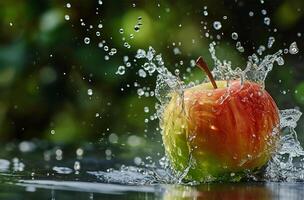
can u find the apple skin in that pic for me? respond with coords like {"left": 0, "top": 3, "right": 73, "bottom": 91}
{"left": 161, "top": 80, "right": 280, "bottom": 182}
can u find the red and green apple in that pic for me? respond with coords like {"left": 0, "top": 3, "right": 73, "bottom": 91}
{"left": 161, "top": 57, "right": 280, "bottom": 182}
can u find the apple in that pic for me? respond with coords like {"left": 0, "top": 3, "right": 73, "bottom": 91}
{"left": 161, "top": 57, "right": 280, "bottom": 182}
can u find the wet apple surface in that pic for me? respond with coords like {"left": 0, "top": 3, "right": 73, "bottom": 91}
{"left": 162, "top": 58, "right": 280, "bottom": 182}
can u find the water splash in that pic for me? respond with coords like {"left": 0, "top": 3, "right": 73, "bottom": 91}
{"left": 130, "top": 41, "right": 303, "bottom": 184}
{"left": 265, "top": 109, "right": 304, "bottom": 182}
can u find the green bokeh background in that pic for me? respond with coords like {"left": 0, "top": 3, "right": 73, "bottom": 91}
{"left": 0, "top": 0, "right": 304, "bottom": 144}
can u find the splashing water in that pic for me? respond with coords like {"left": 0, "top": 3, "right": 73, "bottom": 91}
{"left": 265, "top": 109, "right": 304, "bottom": 182}
{"left": 125, "top": 40, "right": 303, "bottom": 184}
{"left": 89, "top": 41, "right": 304, "bottom": 185}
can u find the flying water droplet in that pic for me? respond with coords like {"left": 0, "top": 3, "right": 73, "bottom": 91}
{"left": 134, "top": 25, "right": 140, "bottom": 32}
{"left": 137, "top": 88, "right": 144, "bottom": 96}
{"left": 87, "top": 89, "right": 93, "bottom": 96}
{"left": 213, "top": 21, "right": 222, "bottom": 30}
{"left": 74, "top": 161, "right": 81, "bottom": 171}
{"left": 276, "top": 57, "right": 284, "bottom": 66}
{"left": 289, "top": 42, "right": 299, "bottom": 54}
{"left": 231, "top": 32, "right": 238, "bottom": 40}
{"left": 144, "top": 107, "right": 149, "bottom": 113}
{"left": 116, "top": 66, "right": 126, "bottom": 75}
{"left": 264, "top": 17, "right": 270, "bottom": 26}
{"left": 257, "top": 45, "right": 266, "bottom": 55}
{"left": 65, "top": 15, "right": 70, "bottom": 21}
{"left": 84, "top": 37, "right": 90, "bottom": 44}
{"left": 138, "top": 69, "right": 147, "bottom": 78}
{"left": 236, "top": 41, "right": 244, "bottom": 52}
{"left": 267, "top": 37, "right": 275, "bottom": 48}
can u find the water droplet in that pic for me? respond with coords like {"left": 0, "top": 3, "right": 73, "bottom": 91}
{"left": 123, "top": 56, "right": 129, "bottom": 62}
{"left": 109, "top": 133, "right": 118, "bottom": 143}
{"left": 276, "top": 57, "right": 284, "bottom": 66}
{"left": 264, "top": 17, "right": 270, "bottom": 26}
{"left": 231, "top": 32, "right": 238, "bottom": 40}
{"left": 98, "top": 24, "right": 103, "bottom": 29}
{"left": 98, "top": 0, "right": 103, "bottom": 5}
{"left": 66, "top": 3, "right": 71, "bottom": 8}
{"left": 136, "top": 49, "right": 146, "bottom": 58}
{"left": 249, "top": 11, "right": 254, "bottom": 17}
{"left": 116, "top": 66, "right": 126, "bottom": 75}
{"left": 104, "top": 46, "right": 109, "bottom": 51}
{"left": 51, "top": 130, "right": 55, "bottom": 135}
{"left": 110, "top": 48, "right": 117, "bottom": 54}
{"left": 134, "top": 25, "right": 140, "bottom": 32}
{"left": 138, "top": 69, "right": 147, "bottom": 78}
{"left": 64, "top": 15, "right": 70, "bottom": 21}
{"left": 76, "top": 148, "right": 84, "bottom": 157}
{"left": 213, "top": 21, "right": 222, "bottom": 30}
{"left": 52, "top": 166, "right": 72, "bottom": 174}
{"left": 87, "top": 89, "right": 93, "bottom": 96}
{"left": 134, "top": 157, "right": 141, "bottom": 165}
{"left": 124, "top": 42, "right": 131, "bottom": 48}
{"left": 261, "top": 9, "right": 267, "bottom": 15}
{"left": 105, "top": 149, "right": 112, "bottom": 156}
{"left": 267, "top": 36, "right": 275, "bottom": 48}
{"left": 236, "top": 41, "right": 244, "bottom": 52}
{"left": 203, "top": 11, "right": 208, "bottom": 16}
{"left": 98, "top": 42, "right": 103, "bottom": 48}
{"left": 74, "top": 161, "right": 81, "bottom": 171}
{"left": 137, "top": 88, "right": 144, "bottom": 96}
{"left": 144, "top": 107, "right": 149, "bottom": 113}
{"left": 257, "top": 45, "right": 266, "bottom": 55}
{"left": 289, "top": 42, "right": 299, "bottom": 54}
{"left": 119, "top": 28, "right": 124, "bottom": 34}
{"left": 96, "top": 31, "right": 100, "bottom": 36}
{"left": 84, "top": 37, "right": 90, "bottom": 44}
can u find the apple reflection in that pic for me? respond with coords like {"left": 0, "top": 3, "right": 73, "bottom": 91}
{"left": 162, "top": 183, "right": 273, "bottom": 200}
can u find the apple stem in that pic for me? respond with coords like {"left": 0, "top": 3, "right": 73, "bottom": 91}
{"left": 195, "top": 56, "right": 218, "bottom": 89}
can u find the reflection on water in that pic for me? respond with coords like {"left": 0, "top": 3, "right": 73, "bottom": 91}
{"left": 2, "top": 179, "right": 304, "bottom": 200}
{"left": 163, "top": 183, "right": 304, "bottom": 200}
{"left": 163, "top": 184, "right": 273, "bottom": 200}
{"left": 0, "top": 141, "right": 304, "bottom": 199}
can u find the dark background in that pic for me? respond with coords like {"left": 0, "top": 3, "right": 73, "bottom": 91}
{"left": 0, "top": 0, "right": 303, "bottom": 144}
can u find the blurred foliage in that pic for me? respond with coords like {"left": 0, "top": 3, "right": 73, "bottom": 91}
{"left": 0, "top": 0, "right": 304, "bottom": 144}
